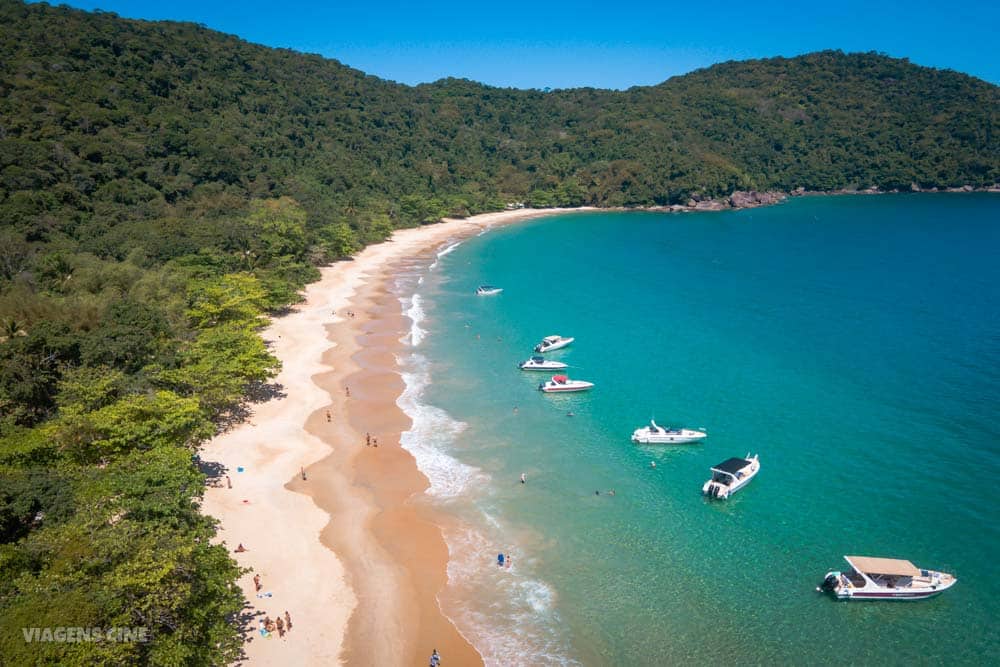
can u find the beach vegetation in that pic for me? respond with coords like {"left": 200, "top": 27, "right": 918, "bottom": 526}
{"left": 0, "top": 0, "right": 996, "bottom": 663}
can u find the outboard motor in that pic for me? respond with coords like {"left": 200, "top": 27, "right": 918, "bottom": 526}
{"left": 819, "top": 573, "right": 839, "bottom": 593}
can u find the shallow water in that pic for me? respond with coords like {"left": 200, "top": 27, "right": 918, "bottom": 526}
{"left": 395, "top": 194, "right": 1000, "bottom": 665}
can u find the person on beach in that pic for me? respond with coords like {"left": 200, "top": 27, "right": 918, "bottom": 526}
{"left": 373, "top": 437, "right": 378, "bottom": 447}
{"left": 326, "top": 410, "right": 331, "bottom": 422}
{"left": 276, "top": 616, "right": 285, "bottom": 637}
{"left": 366, "top": 432, "right": 371, "bottom": 446}
{"left": 520, "top": 472, "right": 526, "bottom": 484}
{"left": 253, "top": 574, "right": 262, "bottom": 591}
{"left": 284, "top": 610, "right": 292, "bottom": 630}
{"left": 235, "top": 543, "right": 247, "bottom": 553}
{"left": 226, "top": 475, "right": 232, "bottom": 489}
{"left": 345, "top": 386, "right": 350, "bottom": 397}
{"left": 430, "top": 648, "right": 441, "bottom": 666}
{"left": 301, "top": 466, "right": 307, "bottom": 480}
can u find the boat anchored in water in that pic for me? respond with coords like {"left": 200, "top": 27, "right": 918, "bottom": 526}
{"left": 534, "top": 335, "right": 574, "bottom": 353}
{"left": 702, "top": 454, "right": 759, "bottom": 499}
{"left": 519, "top": 356, "right": 569, "bottom": 371}
{"left": 476, "top": 285, "right": 503, "bottom": 295}
{"left": 818, "top": 556, "right": 957, "bottom": 600}
{"left": 631, "top": 420, "right": 706, "bottom": 444}
{"left": 538, "top": 374, "right": 593, "bottom": 393}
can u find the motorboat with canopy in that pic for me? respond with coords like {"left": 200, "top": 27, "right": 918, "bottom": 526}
{"left": 519, "top": 356, "right": 569, "bottom": 371}
{"left": 631, "top": 419, "right": 706, "bottom": 444}
{"left": 534, "top": 335, "right": 574, "bottom": 353}
{"left": 702, "top": 454, "right": 759, "bottom": 499}
{"left": 817, "top": 556, "right": 957, "bottom": 600}
{"left": 538, "top": 374, "right": 593, "bottom": 393}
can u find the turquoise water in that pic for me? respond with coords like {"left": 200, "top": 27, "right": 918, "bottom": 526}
{"left": 396, "top": 194, "right": 1000, "bottom": 665}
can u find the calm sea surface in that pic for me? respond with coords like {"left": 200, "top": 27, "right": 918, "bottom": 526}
{"left": 393, "top": 194, "right": 1000, "bottom": 665}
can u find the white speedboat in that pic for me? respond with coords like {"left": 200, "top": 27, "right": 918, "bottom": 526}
{"left": 818, "top": 556, "right": 957, "bottom": 601}
{"left": 631, "top": 420, "right": 706, "bottom": 444}
{"left": 538, "top": 374, "right": 593, "bottom": 393}
{"left": 476, "top": 285, "right": 503, "bottom": 295}
{"left": 534, "top": 335, "right": 574, "bottom": 353}
{"left": 702, "top": 454, "right": 759, "bottom": 499}
{"left": 519, "top": 356, "right": 568, "bottom": 371}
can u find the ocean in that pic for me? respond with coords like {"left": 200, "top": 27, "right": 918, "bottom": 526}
{"left": 392, "top": 194, "right": 1000, "bottom": 665}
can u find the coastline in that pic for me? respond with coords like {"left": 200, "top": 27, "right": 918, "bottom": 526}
{"left": 200, "top": 207, "right": 588, "bottom": 665}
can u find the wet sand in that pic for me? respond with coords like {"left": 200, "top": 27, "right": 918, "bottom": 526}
{"left": 201, "top": 208, "right": 586, "bottom": 665}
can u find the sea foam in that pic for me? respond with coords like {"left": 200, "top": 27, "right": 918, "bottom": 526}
{"left": 442, "top": 522, "right": 577, "bottom": 667}
{"left": 429, "top": 240, "right": 462, "bottom": 270}
{"left": 400, "top": 293, "right": 426, "bottom": 347}
{"left": 396, "top": 353, "right": 488, "bottom": 499}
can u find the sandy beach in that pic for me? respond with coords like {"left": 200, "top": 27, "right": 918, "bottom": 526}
{"left": 200, "top": 207, "right": 584, "bottom": 665}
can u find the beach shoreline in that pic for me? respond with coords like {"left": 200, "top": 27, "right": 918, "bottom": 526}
{"left": 200, "top": 207, "right": 587, "bottom": 665}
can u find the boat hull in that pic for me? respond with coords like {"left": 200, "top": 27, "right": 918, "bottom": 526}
{"left": 519, "top": 363, "right": 569, "bottom": 371}
{"left": 534, "top": 337, "right": 574, "bottom": 353}
{"left": 819, "top": 567, "right": 957, "bottom": 601}
{"left": 539, "top": 383, "right": 593, "bottom": 393}
{"left": 702, "top": 460, "right": 759, "bottom": 499}
{"left": 632, "top": 429, "right": 706, "bottom": 444}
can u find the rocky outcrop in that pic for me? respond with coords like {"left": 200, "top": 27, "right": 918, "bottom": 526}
{"left": 729, "top": 190, "right": 787, "bottom": 209}
{"left": 640, "top": 184, "right": 998, "bottom": 216}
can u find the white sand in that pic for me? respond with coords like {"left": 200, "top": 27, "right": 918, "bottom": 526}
{"left": 200, "top": 208, "right": 583, "bottom": 664}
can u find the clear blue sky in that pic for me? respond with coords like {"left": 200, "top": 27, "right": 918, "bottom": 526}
{"left": 33, "top": 1, "right": 1000, "bottom": 88}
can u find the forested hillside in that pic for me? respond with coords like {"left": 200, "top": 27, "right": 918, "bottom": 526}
{"left": 0, "top": 0, "right": 997, "bottom": 663}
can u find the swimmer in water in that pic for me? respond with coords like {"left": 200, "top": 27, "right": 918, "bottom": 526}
{"left": 650, "top": 461, "right": 657, "bottom": 469}
{"left": 520, "top": 473, "right": 526, "bottom": 484}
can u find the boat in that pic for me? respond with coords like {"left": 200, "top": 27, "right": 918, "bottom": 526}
{"left": 518, "top": 356, "right": 568, "bottom": 371}
{"left": 702, "top": 454, "right": 759, "bottom": 499}
{"left": 538, "top": 374, "right": 593, "bottom": 393}
{"left": 534, "top": 335, "right": 574, "bottom": 353}
{"left": 476, "top": 285, "right": 503, "bottom": 295}
{"left": 817, "top": 556, "right": 957, "bottom": 600}
{"left": 631, "top": 420, "right": 706, "bottom": 444}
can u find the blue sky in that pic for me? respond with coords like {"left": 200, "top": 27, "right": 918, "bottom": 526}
{"left": 34, "top": 1, "right": 1000, "bottom": 88}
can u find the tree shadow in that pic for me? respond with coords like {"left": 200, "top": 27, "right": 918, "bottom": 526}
{"left": 198, "top": 458, "right": 228, "bottom": 485}
{"left": 212, "top": 382, "right": 286, "bottom": 435}
{"left": 232, "top": 601, "right": 266, "bottom": 663}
